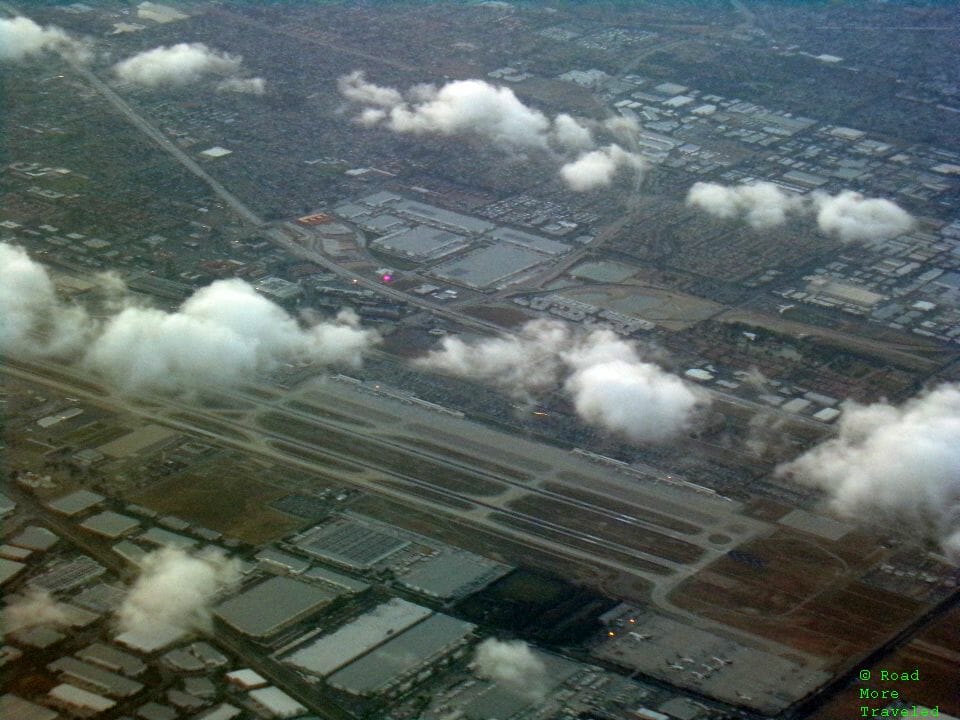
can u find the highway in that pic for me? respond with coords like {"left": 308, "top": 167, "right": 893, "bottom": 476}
{"left": 48, "top": 31, "right": 846, "bottom": 438}
{"left": 64, "top": 59, "right": 264, "bottom": 228}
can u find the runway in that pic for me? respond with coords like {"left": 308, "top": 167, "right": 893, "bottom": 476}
{"left": 4, "top": 357, "right": 768, "bottom": 602}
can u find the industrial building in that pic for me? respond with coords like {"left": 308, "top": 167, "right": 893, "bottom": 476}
{"left": 379, "top": 197, "right": 495, "bottom": 235}
{"left": 255, "top": 276, "right": 302, "bottom": 305}
{"left": 397, "top": 550, "right": 510, "bottom": 600}
{"left": 29, "top": 556, "right": 106, "bottom": 593}
{"left": 0, "top": 694, "right": 58, "bottom": 720}
{"left": 326, "top": 613, "right": 475, "bottom": 696}
{"left": 248, "top": 687, "right": 307, "bottom": 718}
{"left": 8, "top": 525, "right": 59, "bottom": 551}
{"left": 115, "top": 625, "right": 186, "bottom": 654}
{"left": 48, "top": 683, "right": 116, "bottom": 714}
{"left": 113, "top": 540, "right": 148, "bottom": 566}
{"left": 215, "top": 576, "right": 337, "bottom": 638}
{"left": 285, "top": 598, "right": 432, "bottom": 677}
{"left": 429, "top": 243, "right": 551, "bottom": 290}
{"left": 0, "top": 558, "right": 26, "bottom": 586}
{"left": 195, "top": 703, "right": 242, "bottom": 720}
{"left": 47, "top": 657, "right": 144, "bottom": 698}
{"left": 371, "top": 225, "right": 470, "bottom": 262}
{"left": 302, "top": 564, "right": 370, "bottom": 594}
{"left": 487, "top": 227, "right": 571, "bottom": 255}
{"left": 46, "top": 489, "right": 105, "bottom": 516}
{"left": 137, "top": 701, "right": 178, "bottom": 720}
{"left": 80, "top": 511, "right": 141, "bottom": 539}
{"left": 296, "top": 518, "right": 410, "bottom": 570}
{"left": 255, "top": 547, "right": 310, "bottom": 575}
{"left": 139, "top": 527, "right": 197, "bottom": 549}
{"left": 438, "top": 650, "right": 582, "bottom": 720}
{"left": 225, "top": 668, "right": 267, "bottom": 689}
{"left": 77, "top": 643, "right": 147, "bottom": 677}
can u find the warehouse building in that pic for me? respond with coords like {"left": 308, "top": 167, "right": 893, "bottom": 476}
{"left": 29, "top": 556, "right": 106, "bottom": 593}
{"left": 0, "top": 544, "right": 31, "bottom": 561}
{"left": 80, "top": 511, "right": 140, "bottom": 539}
{"left": 215, "top": 576, "right": 337, "bottom": 638}
{"left": 113, "top": 540, "right": 148, "bottom": 567}
{"left": 139, "top": 527, "right": 197, "bottom": 549}
{"left": 296, "top": 519, "right": 409, "bottom": 570}
{"left": 48, "top": 683, "right": 116, "bottom": 714}
{"left": 302, "top": 565, "right": 370, "bottom": 594}
{"left": 48, "top": 657, "right": 144, "bottom": 698}
{"left": 397, "top": 551, "right": 511, "bottom": 600}
{"left": 390, "top": 199, "right": 495, "bottom": 235}
{"left": 371, "top": 225, "right": 471, "bottom": 262}
{"left": 429, "top": 243, "right": 551, "bottom": 290}
{"left": 8, "top": 526, "right": 59, "bottom": 551}
{"left": 255, "top": 548, "right": 310, "bottom": 575}
{"left": 0, "top": 558, "right": 26, "bottom": 586}
{"left": 487, "top": 227, "right": 571, "bottom": 255}
{"left": 137, "top": 701, "right": 177, "bottom": 720}
{"left": 327, "top": 613, "right": 475, "bottom": 696}
{"left": 226, "top": 668, "right": 267, "bottom": 690}
{"left": 115, "top": 625, "right": 186, "bottom": 654}
{"left": 285, "top": 598, "right": 432, "bottom": 677}
{"left": 46, "top": 490, "right": 105, "bottom": 516}
{"left": 77, "top": 643, "right": 146, "bottom": 677}
{"left": 248, "top": 687, "right": 306, "bottom": 718}
{"left": 1, "top": 694, "right": 58, "bottom": 720}
{"left": 196, "top": 703, "right": 242, "bottom": 720}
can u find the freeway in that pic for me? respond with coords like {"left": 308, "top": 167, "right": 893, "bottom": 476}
{"left": 43, "top": 27, "right": 850, "bottom": 437}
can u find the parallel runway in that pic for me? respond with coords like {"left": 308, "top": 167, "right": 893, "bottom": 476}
{"left": 4, "top": 358, "right": 769, "bottom": 597}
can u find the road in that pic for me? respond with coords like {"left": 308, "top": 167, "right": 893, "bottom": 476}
{"left": 42, "top": 13, "right": 888, "bottom": 441}
{"left": 64, "top": 59, "right": 264, "bottom": 228}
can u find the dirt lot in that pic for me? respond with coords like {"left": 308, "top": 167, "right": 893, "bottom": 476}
{"left": 559, "top": 283, "right": 724, "bottom": 331}
{"left": 669, "top": 529, "right": 925, "bottom": 663}
{"left": 808, "top": 605, "right": 960, "bottom": 718}
{"left": 128, "top": 461, "right": 306, "bottom": 545}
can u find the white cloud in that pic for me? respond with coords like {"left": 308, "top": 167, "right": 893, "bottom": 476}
{"left": 338, "top": 70, "right": 646, "bottom": 192}
{"left": 472, "top": 638, "right": 548, "bottom": 701}
{"left": 813, "top": 190, "right": 914, "bottom": 242}
{"left": 561, "top": 329, "right": 706, "bottom": 442}
{"left": 0, "top": 16, "right": 88, "bottom": 63}
{"left": 551, "top": 113, "right": 594, "bottom": 151}
{"left": 0, "top": 243, "right": 377, "bottom": 392}
{"left": 686, "top": 181, "right": 804, "bottom": 229}
{"left": 416, "top": 320, "right": 705, "bottom": 442}
{"left": 3, "top": 588, "right": 72, "bottom": 633}
{"left": 777, "top": 383, "right": 960, "bottom": 561}
{"left": 413, "top": 319, "right": 570, "bottom": 398}
{"left": 84, "top": 278, "right": 378, "bottom": 392}
{"left": 383, "top": 78, "right": 553, "bottom": 149}
{"left": 560, "top": 144, "right": 647, "bottom": 192}
{"left": 116, "top": 547, "right": 240, "bottom": 639}
{"left": 113, "top": 42, "right": 243, "bottom": 86}
{"left": 0, "top": 243, "right": 93, "bottom": 358}
{"left": 216, "top": 76, "right": 266, "bottom": 95}
{"left": 686, "top": 181, "right": 914, "bottom": 241}
{"left": 337, "top": 69, "right": 404, "bottom": 107}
